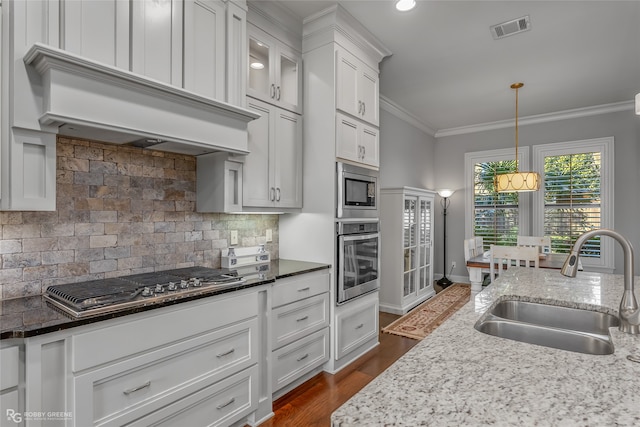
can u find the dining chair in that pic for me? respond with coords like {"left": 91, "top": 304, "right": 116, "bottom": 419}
{"left": 489, "top": 245, "right": 539, "bottom": 283}
{"left": 517, "top": 236, "right": 551, "bottom": 254}
{"left": 464, "top": 237, "right": 490, "bottom": 283}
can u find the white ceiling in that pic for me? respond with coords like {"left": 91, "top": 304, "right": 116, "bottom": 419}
{"left": 268, "top": 0, "right": 640, "bottom": 135}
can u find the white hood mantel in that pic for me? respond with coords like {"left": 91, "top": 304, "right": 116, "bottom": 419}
{"left": 23, "top": 43, "right": 259, "bottom": 156}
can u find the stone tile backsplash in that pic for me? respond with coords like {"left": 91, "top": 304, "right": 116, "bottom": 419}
{"left": 0, "top": 137, "right": 279, "bottom": 300}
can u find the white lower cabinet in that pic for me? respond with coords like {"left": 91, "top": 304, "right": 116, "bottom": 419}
{"left": 335, "top": 295, "right": 379, "bottom": 360}
{"left": 0, "top": 345, "right": 20, "bottom": 422}
{"left": 271, "top": 270, "right": 330, "bottom": 394}
{"left": 23, "top": 288, "right": 264, "bottom": 427}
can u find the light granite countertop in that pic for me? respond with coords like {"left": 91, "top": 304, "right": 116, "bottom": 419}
{"left": 331, "top": 268, "right": 640, "bottom": 426}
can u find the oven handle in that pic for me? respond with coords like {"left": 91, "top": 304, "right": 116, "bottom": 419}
{"left": 339, "top": 232, "right": 380, "bottom": 242}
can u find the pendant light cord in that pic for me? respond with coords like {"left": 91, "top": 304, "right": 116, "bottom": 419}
{"left": 514, "top": 84, "right": 520, "bottom": 173}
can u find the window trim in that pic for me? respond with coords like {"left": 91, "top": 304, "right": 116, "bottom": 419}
{"left": 464, "top": 147, "right": 531, "bottom": 241}
{"left": 532, "top": 137, "right": 615, "bottom": 272}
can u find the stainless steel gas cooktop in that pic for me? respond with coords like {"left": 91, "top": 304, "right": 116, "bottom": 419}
{"left": 44, "top": 267, "right": 246, "bottom": 319}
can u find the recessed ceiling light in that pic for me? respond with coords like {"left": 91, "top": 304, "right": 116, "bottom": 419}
{"left": 395, "top": 0, "right": 416, "bottom": 12}
{"left": 250, "top": 62, "right": 265, "bottom": 70}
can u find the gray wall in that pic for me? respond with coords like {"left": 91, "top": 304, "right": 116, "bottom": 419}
{"left": 432, "top": 109, "right": 639, "bottom": 278}
{"left": 379, "top": 109, "right": 436, "bottom": 189}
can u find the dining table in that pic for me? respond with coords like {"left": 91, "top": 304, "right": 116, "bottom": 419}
{"left": 466, "top": 252, "right": 579, "bottom": 293}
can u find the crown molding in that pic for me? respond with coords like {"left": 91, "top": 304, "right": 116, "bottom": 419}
{"left": 434, "top": 100, "right": 635, "bottom": 138}
{"left": 380, "top": 96, "right": 436, "bottom": 136}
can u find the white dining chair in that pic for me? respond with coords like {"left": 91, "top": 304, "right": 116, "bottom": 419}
{"left": 517, "top": 236, "right": 551, "bottom": 254}
{"left": 489, "top": 245, "right": 539, "bottom": 283}
{"left": 465, "top": 237, "right": 490, "bottom": 284}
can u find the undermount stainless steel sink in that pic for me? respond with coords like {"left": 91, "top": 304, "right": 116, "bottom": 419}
{"left": 475, "top": 299, "right": 619, "bottom": 355}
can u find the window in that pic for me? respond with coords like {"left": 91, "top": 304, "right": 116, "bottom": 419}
{"left": 464, "top": 148, "right": 531, "bottom": 251}
{"left": 533, "top": 138, "right": 614, "bottom": 272}
{"left": 466, "top": 139, "right": 614, "bottom": 272}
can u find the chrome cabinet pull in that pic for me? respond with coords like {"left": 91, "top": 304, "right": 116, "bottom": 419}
{"left": 362, "top": 146, "right": 366, "bottom": 159}
{"left": 297, "top": 287, "right": 310, "bottom": 292}
{"left": 355, "top": 323, "right": 364, "bottom": 329}
{"left": 276, "top": 188, "right": 281, "bottom": 201}
{"left": 270, "top": 84, "right": 275, "bottom": 98}
{"left": 216, "top": 348, "right": 235, "bottom": 358}
{"left": 296, "top": 353, "right": 309, "bottom": 361}
{"left": 123, "top": 381, "right": 151, "bottom": 395}
{"left": 362, "top": 102, "right": 366, "bottom": 116}
{"left": 296, "top": 315, "right": 309, "bottom": 322}
{"left": 358, "top": 100, "right": 362, "bottom": 114}
{"left": 276, "top": 86, "right": 281, "bottom": 100}
{"left": 270, "top": 187, "right": 275, "bottom": 201}
{"left": 216, "top": 397, "right": 236, "bottom": 410}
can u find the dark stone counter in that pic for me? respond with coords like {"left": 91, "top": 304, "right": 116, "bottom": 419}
{"left": 1, "top": 259, "right": 330, "bottom": 340}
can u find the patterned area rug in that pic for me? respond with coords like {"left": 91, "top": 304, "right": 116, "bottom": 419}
{"left": 382, "top": 284, "right": 471, "bottom": 340}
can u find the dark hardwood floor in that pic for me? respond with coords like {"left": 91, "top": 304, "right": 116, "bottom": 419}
{"left": 260, "top": 312, "right": 418, "bottom": 427}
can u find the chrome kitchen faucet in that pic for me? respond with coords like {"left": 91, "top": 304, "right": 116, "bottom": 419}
{"left": 561, "top": 229, "right": 639, "bottom": 335}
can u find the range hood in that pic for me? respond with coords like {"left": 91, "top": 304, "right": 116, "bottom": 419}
{"left": 23, "top": 43, "right": 259, "bottom": 156}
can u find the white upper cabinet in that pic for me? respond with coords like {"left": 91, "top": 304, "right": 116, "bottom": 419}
{"left": 336, "top": 112, "right": 379, "bottom": 168}
{"left": 336, "top": 47, "right": 379, "bottom": 127}
{"left": 244, "top": 97, "right": 302, "bottom": 209}
{"left": 130, "top": 0, "right": 183, "bottom": 86}
{"left": 183, "top": 0, "right": 226, "bottom": 100}
{"left": 247, "top": 24, "right": 302, "bottom": 114}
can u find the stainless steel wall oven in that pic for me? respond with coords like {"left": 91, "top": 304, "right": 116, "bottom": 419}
{"left": 336, "top": 220, "right": 380, "bottom": 304}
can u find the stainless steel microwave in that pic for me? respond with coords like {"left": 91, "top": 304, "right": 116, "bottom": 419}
{"left": 336, "top": 162, "right": 379, "bottom": 219}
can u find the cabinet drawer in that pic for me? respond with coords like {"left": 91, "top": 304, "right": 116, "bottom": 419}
{"left": 272, "top": 293, "right": 330, "bottom": 350}
{"left": 74, "top": 318, "right": 258, "bottom": 426}
{"left": 0, "top": 346, "right": 19, "bottom": 389}
{"left": 73, "top": 291, "right": 258, "bottom": 372}
{"left": 272, "top": 327, "right": 329, "bottom": 391}
{"left": 336, "top": 298, "right": 379, "bottom": 359}
{"left": 272, "top": 270, "right": 330, "bottom": 308}
{"left": 126, "top": 365, "right": 258, "bottom": 427}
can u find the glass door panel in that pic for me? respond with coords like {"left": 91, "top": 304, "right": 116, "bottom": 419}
{"left": 279, "top": 53, "right": 298, "bottom": 107}
{"left": 248, "top": 36, "right": 272, "bottom": 99}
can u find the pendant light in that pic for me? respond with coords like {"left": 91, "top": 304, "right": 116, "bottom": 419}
{"left": 494, "top": 82, "right": 541, "bottom": 192}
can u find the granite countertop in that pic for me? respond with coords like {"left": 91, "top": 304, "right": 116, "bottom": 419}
{"left": 0, "top": 259, "right": 329, "bottom": 340}
{"left": 332, "top": 268, "right": 640, "bottom": 426}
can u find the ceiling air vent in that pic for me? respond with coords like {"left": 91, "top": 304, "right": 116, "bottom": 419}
{"left": 490, "top": 15, "right": 531, "bottom": 40}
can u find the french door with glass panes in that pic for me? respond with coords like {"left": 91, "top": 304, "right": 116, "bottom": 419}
{"left": 403, "top": 193, "right": 434, "bottom": 305}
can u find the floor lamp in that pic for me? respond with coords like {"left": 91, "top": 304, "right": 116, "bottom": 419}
{"left": 436, "top": 189, "right": 455, "bottom": 288}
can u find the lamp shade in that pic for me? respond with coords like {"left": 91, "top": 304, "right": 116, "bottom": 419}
{"left": 437, "top": 189, "right": 455, "bottom": 198}
{"left": 494, "top": 171, "right": 541, "bottom": 192}
{"left": 636, "top": 93, "right": 640, "bottom": 115}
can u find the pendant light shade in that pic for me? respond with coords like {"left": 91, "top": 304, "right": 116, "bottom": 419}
{"left": 495, "top": 83, "right": 541, "bottom": 192}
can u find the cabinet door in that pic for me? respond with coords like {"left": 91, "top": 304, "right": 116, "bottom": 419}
{"left": 244, "top": 97, "right": 274, "bottom": 207}
{"left": 403, "top": 197, "right": 417, "bottom": 299}
{"left": 183, "top": 0, "right": 225, "bottom": 99}
{"left": 274, "top": 109, "right": 302, "bottom": 208}
{"left": 130, "top": 0, "right": 182, "bottom": 86}
{"left": 335, "top": 49, "right": 359, "bottom": 118}
{"left": 359, "top": 63, "right": 379, "bottom": 126}
{"left": 247, "top": 26, "right": 276, "bottom": 105}
{"left": 275, "top": 44, "right": 302, "bottom": 114}
{"left": 417, "top": 196, "right": 434, "bottom": 296}
{"left": 336, "top": 113, "right": 359, "bottom": 163}
{"left": 360, "top": 124, "right": 379, "bottom": 167}
{"left": 62, "top": 0, "right": 130, "bottom": 69}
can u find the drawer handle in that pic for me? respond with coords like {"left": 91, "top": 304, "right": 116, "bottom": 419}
{"left": 297, "top": 287, "right": 310, "bottom": 292}
{"left": 216, "top": 348, "right": 235, "bottom": 358}
{"left": 355, "top": 323, "right": 364, "bottom": 329}
{"left": 297, "top": 353, "right": 309, "bottom": 362}
{"left": 216, "top": 397, "right": 236, "bottom": 410}
{"left": 296, "top": 316, "right": 309, "bottom": 322}
{"left": 123, "top": 381, "right": 151, "bottom": 396}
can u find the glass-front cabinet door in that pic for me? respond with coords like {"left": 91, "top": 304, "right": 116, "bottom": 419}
{"left": 247, "top": 24, "right": 302, "bottom": 114}
{"left": 417, "top": 197, "right": 433, "bottom": 296}
{"left": 403, "top": 197, "right": 417, "bottom": 299}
